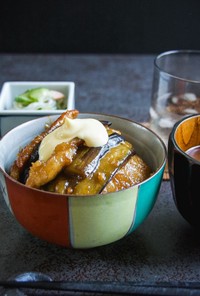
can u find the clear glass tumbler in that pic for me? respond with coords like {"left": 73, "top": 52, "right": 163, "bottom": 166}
{"left": 149, "top": 50, "right": 200, "bottom": 146}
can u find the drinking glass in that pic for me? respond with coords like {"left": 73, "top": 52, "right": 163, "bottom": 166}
{"left": 149, "top": 50, "right": 200, "bottom": 147}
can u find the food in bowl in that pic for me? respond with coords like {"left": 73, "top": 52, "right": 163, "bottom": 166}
{"left": 13, "top": 87, "right": 66, "bottom": 110}
{"left": 10, "top": 109, "right": 152, "bottom": 194}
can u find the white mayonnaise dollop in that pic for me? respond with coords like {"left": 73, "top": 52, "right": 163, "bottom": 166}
{"left": 39, "top": 117, "right": 109, "bottom": 161}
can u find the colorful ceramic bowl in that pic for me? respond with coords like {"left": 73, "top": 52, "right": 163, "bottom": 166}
{"left": 0, "top": 113, "right": 166, "bottom": 248}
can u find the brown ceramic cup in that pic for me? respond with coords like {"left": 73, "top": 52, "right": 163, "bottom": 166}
{"left": 168, "top": 114, "right": 200, "bottom": 227}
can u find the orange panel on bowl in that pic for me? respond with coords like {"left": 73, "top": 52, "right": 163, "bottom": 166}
{"left": 6, "top": 176, "right": 70, "bottom": 247}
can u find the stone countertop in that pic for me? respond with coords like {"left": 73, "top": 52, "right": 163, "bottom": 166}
{"left": 0, "top": 54, "right": 154, "bottom": 122}
{"left": 0, "top": 54, "right": 199, "bottom": 296}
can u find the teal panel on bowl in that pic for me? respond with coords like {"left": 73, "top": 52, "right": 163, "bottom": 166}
{"left": 128, "top": 165, "right": 165, "bottom": 233}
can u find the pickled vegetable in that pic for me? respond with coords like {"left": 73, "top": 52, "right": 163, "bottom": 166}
{"left": 13, "top": 87, "right": 66, "bottom": 110}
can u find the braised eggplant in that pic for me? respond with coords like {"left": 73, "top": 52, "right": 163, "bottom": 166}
{"left": 10, "top": 110, "right": 152, "bottom": 195}
{"left": 43, "top": 132, "right": 151, "bottom": 195}
{"left": 64, "top": 133, "right": 124, "bottom": 178}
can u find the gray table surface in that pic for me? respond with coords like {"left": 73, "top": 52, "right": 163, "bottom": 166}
{"left": 0, "top": 54, "right": 200, "bottom": 295}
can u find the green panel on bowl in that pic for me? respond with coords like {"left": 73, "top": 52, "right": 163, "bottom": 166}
{"left": 69, "top": 186, "right": 138, "bottom": 249}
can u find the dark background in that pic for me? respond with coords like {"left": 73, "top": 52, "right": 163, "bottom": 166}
{"left": 0, "top": 0, "right": 200, "bottom": 54}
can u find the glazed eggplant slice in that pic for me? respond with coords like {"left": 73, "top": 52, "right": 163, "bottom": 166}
{"left": 67, "top": 140, "right": 134, "bottom": 195}
{"left": 64, "top": 133, "right": 124, "bottom": 178}
{"left": 101, "top": 154, "right": 152, "bottom": 193}
{"left": 25, "top": 139, "right": 82, "bottom": 189}
{"left": 10, "top": 109, "right": 79, "bottom": 181}
{"left": 19, "top": 143, "right": 40, "bottom": 184}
